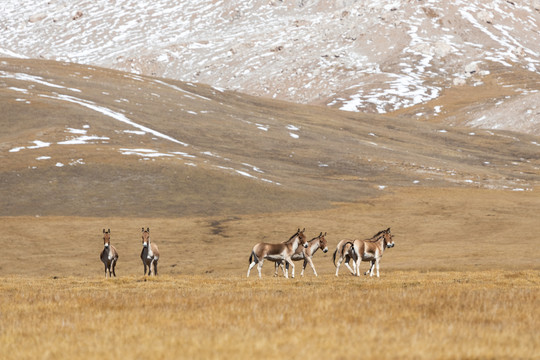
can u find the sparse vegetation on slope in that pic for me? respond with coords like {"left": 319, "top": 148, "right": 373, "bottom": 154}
{"left": 2, "top": 59, "right": 540, "bottom": 217}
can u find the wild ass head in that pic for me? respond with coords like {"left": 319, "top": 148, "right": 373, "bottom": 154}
{"left": 383, "top": 228, "right": 395, "bottom": 248}
{"left": 103, "top": 228, "right": 111, "bottom": 248}
{"left": 298, "top": 228, "right": 308, "bottom": 248}
{"left": 317, "top": 232, "right": 329, "bottom": 253}
{"left": 141, "top": 227, "right": 150, "bottom": 247}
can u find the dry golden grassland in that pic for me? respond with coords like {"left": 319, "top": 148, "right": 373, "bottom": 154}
{"left": 1, "top": 188, "right": 539, "bottom": 359}
{"left": 0, "top": 272, "right": 538, "bottom": 360}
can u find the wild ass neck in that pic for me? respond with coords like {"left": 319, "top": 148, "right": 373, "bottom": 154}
{"left": 372, "top": 236, "right": 386, "bottom": 251}
{"left": 144, "top": 239, "right": 154, "bottom": 259}
{"left": 308, "top": 239, "right": 320, "bottom": 254}
{"left": 104, "top": 246, "right": 113, "bottom": 261}
{"left": 289, "top": 235, "right": 301, "bottom": 253}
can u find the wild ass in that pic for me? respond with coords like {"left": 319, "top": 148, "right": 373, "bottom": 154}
{"left": 141, "top": 227, "right": 160, "bottom": 276}
{"left": 333, "top": 238, "right": 357, "bottom": 276}
{"left": 274, "top": 232, "right": 329, "bottom": 277}
{"left": 247, "top": 228, "right": 308, "bottom": 278}
{"left": 100, "top": 229, "right": 119, "bottom": 278}
{"left": 349, "top": 228, "right": 394, "bottom": 277}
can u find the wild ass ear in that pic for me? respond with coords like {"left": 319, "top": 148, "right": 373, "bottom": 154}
{"left": 103, "top": 229, "right": 105, "bottom": 233}
{"left": 147, "top": 227, "right": 150, "bottom": 232}
{"left": 108, "top": 229, "right": 110, "bottom": 233}
{"left": 142, "top": 227, "right": 144, "bottom": 232}
{"left": 319, "top": 232, "right": 323, "bottom": 237}
{"left": 324, "top": 232, "right": 327, "bottom": 236}
{"left": 387, "top": 227, "right": 391, "bottom": 232}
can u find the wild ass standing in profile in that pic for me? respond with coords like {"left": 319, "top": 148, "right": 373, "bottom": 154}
{"left": 333, "top": 238, "right": 357, "bottom": 276}
{"left": 247, "top": 228, "right": 308, "bottom": 278}
{"left": 100, "top": 229, "right": 119, "bottom": 278}
{"left": 141, "top": 227, "right": 160, "bottom": 276}
{"left": 349, "top": 228, "right": 394, "bottom": 277}
{"left": 274, "top": 232, "right": 329, "bottom": 277}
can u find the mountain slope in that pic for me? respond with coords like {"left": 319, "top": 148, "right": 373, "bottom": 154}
{"left": 2, "top": 58, "right": 539, "bottom": 217}
{"left": 2, "top": 0, "right": 540, "bottom": 134}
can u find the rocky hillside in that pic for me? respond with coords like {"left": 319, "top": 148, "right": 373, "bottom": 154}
{"left": 2, "top": 58, "right": 540, "bottom": 217}
{"left": 2, "top": 0, "right": 540, "bottom": 134}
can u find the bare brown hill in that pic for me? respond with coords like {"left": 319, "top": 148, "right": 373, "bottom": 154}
{"left": 2, "top": 58, "right": 540, "bottom": 218}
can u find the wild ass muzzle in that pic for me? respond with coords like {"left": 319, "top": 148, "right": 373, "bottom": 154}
{"left": 333, "top": 238, "right": 358, "bottom": 276}
{"left": 349, "top": 228, "right": 395, "bottom": 277}
{"left": 141, "top": 227, "right": 160, "bottom": 276}
{"left": 100, "top": 229, "right": 119, "bottom": 278}
{"left": 274, "top": 232, "right": 328, "bottom": 277}
{"left": 247, "top": 228, "right": 307, "bottom": 278}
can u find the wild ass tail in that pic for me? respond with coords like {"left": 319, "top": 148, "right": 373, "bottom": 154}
{"left": 249, "top": 251, "right": 259, "bottom": 264}
{"left": 332, "top": 248, "right": 337, "bottom": 267}
{"left": 343, "top": 241, "right": 355, "bottom": 255}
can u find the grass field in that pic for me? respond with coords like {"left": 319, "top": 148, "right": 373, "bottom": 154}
{"left": 1, "top": 187, "right": 539, "bottom": 359}
{"left": 2, "top": 58, "right": 540, "bottom": 359}
{"left": 1, "top": 271, "right": 538, "bottom": 360}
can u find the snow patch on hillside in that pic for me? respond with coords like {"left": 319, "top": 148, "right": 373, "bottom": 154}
{"left": 2, "top": 64, "right": 279, "bottom": 185}
{"left": 2, "top": 0, "right": 540, "bottom": 125}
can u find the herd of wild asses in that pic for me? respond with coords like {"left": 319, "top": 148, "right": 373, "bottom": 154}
{"left": 101, "top": 227, "right": 394, "bottom": 278}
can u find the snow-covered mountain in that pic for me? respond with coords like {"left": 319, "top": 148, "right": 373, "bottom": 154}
{"left": 3, "top": 0, "right": 540, "bottom": 134}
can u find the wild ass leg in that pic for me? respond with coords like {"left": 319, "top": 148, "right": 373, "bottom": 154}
{"left": 274, "top": 261, "right": 285, "bottom": 277}
{"left": 367, "top": 259, "right": 377, "bottom": 277}
{"left": 112, "top": 259, "right": 117, "bottom": 277}
{"left": 148, "top": 260, "right": 154, "bottom": 276}
{"left": 285, "top": 258, "right": 295, "bottom": 278}
{"left": 284, "top": 262, "right": 291, "bottom": 278}
{"left": 305, "top": 257, "right": 317, "bottom": 277}
{"left": 345, "top": 262, "right": 355, "bottom": 275}
{"left": 153, "top": 260, "right": 158, "bottom": 276}
{"left": 247, "top": 258, "right": 258, "bottom": 277}
{"left": 375, "top": 258, "right": 380, "bottom": 278}
{"left": 104, "top": 263, "right": 108, "bottom": 278}
{"left": 351, "top": 254, "right": 359, "bottom": 275}
{"left": 335, "top": 256, "right": 345, "bottom": 276}
{"left": 353, "top": 257, "right": 362, "bottom": 276}
{"left": 247, "top": 251, "right": 260, "bottom": 278}
{"left": 256, "top": 259, "right": 264, "bottom": 278}
{"left": 344, "top": 256, "right": 355, "bottom": 276}
{"left": 365, "top": 260, "right": 375, "bottom": 276}
{"left": 282, "top": 261, "right": 289, "bottom": 278}
{"left": 368, "top": 260, "right": 374, "bottom": 277}
{"left": 280, "top": 259, "right": 291, "bottom": 278}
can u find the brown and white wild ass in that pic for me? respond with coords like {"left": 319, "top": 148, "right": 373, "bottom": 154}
{"left": 247, "top": 228, "right": 308, "bottom": 278}
{"left": 349, "top": 228, "right": 394, "bottom": 277}
{"left": 141, "top": 227, "right": 160, "bottom": 276}
{"left": 333, "top": 238, "right": 357, "bottom": 276}
{"left": 100, "top": 229, "right": 119, "bottom": 278}
{"left": 274, "top": 232, "right": 329, "bottom": 277}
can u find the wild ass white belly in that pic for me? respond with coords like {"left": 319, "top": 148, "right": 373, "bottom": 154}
{"left": 361, "top": 252, "right": 376, "bottom": 261}
{"left": 290, "top": 253, "right": 305, "bottom": 261}
{"left": 265, "top": 254, "right": 285, "bottom": 262}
